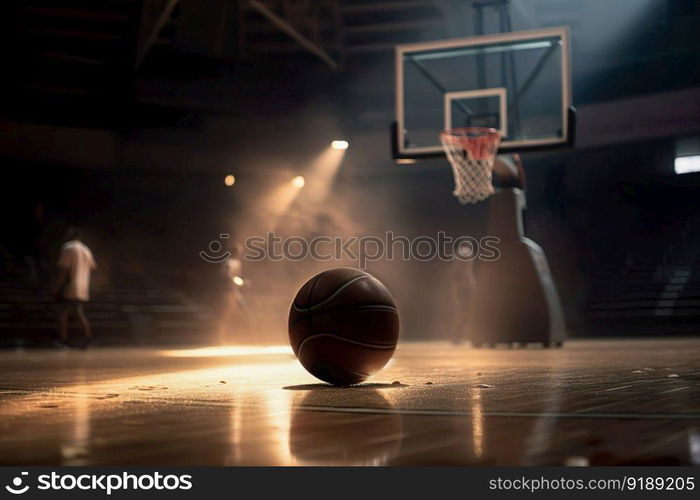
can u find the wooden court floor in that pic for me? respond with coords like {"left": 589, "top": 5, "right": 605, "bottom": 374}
{"left": 0, "top": 339, "right": 698, "bottom": 466}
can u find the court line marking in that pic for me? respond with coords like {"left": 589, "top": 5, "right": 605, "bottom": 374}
{"left": 659, "top": 386, "right": 690, "bottom": 394}
{"left": 296, "top": 405, "right": 700, "bottom": 421}
{"left": 3, "top": 386, "right": 698, "bottom": 421}
{"left": 601, "top": 384, "right": 634, "bottom": 392}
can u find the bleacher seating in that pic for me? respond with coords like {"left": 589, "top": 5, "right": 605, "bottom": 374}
{"left": 585, "top": 214, "right": 700, "bottom": 335}
{"left": 0, "top": 261, "right": 217, "bottom": 347}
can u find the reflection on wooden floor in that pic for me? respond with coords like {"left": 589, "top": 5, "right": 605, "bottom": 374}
{"left": 0, "top": 339, "right": 698, "bottom": 466}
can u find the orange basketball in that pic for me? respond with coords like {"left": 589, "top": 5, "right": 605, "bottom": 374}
{"left": 289, "top": 268, "right": 400, "bottom": 385}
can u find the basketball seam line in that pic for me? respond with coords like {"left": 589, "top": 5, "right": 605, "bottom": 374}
{"left": 341, "top": 367, "right": 371, "bottom": 379}
{"left": 297, "top": 333, "right": 397, "bottom": 358}
{"left": 289, "top": 304, "right": 399, "bottom": 325}
{"left": 306, "top": 273, "right": 322, "bottom": 310}
{"left": 306, "top": 274, "right": 321, "bottom": 339}
{"left": 292, "top": 274, "right": 371, "bottom": 312}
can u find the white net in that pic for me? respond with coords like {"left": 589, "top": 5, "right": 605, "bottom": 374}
{"left": 440, "top": 128, "right": 501, "bottom": 205}
{"left": 448, "top": 156, "right": 495, "bottom": 204}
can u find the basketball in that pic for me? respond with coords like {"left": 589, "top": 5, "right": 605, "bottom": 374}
{"left": 288, "top": 268, "right": 400, "bottom": 385}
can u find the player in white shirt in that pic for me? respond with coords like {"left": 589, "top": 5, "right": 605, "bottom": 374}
{"left": 53, "top": 228, "right": 96, "bottom": 346}
{"left": 218, "top": 244, "right": 250, "bottom": 343}
{"left": 450, "top": 243, "right": 477, "bottom": 344}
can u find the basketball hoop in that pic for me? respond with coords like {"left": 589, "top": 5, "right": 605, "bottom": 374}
{"left": 440, "top": 127, "right": 501, "bottom": 204}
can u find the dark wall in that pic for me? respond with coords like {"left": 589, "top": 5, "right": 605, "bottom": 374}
{"left": 2, "top": 0, "right": 699, "bottom": 340}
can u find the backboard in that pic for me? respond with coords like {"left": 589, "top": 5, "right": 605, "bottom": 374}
{"left": 393, "top": 26, "right": 573, "bottom": 161}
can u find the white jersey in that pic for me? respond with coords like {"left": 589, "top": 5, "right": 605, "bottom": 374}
{"left": 58, "top": 240, "right": 96, "bottom": 301}
{"left": 222, "top": 257, "right": 242, "bottom": 280}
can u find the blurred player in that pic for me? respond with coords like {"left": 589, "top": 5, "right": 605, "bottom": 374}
{"left": 450, "top": 242, "right": 477, "bottom": 344}
{"left": 53, "top": 227, "right": 96, "bottom": 347}
{"left": 218, "top": 243, "right": 251, "bottom": 344}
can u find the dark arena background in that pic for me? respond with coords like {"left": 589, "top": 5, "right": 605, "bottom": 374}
{"left": 0, "top": 0, "right": 699, "bottom": 474}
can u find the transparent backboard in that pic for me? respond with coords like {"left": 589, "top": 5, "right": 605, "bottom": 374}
{"left": 394, "top": 27, "right": 573, "bottom": 160}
